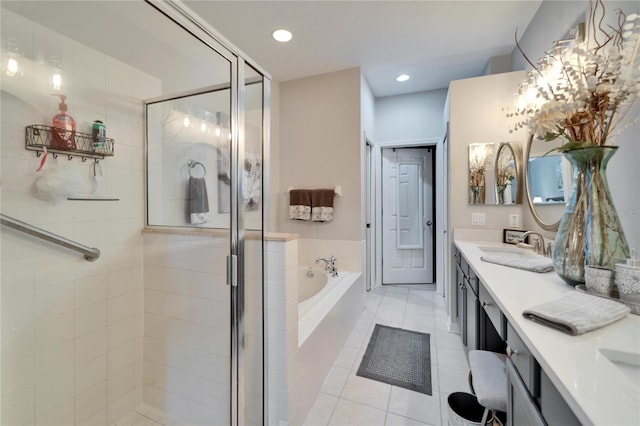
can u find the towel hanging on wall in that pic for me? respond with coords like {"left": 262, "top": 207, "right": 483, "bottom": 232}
{"left": 289, "top": 189, "right": 312, "bottom": 220}
{"left": 188, "top": 176, "right": 210, "bottom": 224}
{"left": 311, "top": 188, "right": 335, "bottom": 222}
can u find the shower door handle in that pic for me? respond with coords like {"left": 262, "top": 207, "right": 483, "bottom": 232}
{"left": 227, "top": 254, "right": 238, "bottom": 287}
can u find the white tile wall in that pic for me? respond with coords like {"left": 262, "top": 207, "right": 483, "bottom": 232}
{"left": 1, "top": 8, "right": 158, "bottom": 425}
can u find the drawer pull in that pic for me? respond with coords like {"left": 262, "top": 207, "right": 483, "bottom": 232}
{"left": 507, "top": 346, "right": 519, "bottom": 357}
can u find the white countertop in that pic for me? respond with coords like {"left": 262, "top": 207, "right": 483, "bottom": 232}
{"left": 455, "top": 240, "right": 640, "bottom": 426}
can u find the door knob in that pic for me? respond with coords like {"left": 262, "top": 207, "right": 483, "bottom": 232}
{"left": 426, "top": 220, "right": 433, "bottom": 226}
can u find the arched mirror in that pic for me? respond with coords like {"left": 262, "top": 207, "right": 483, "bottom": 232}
{"left": 494, "top": 142, "right": 522, "bottom": 205}
{"left": 524, "top": 134, "right": 573, "bottom": 231}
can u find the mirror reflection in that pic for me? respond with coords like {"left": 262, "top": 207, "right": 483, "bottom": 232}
{"left": 468, "top": 143, "right": 494, "bottom": 204}
{"left": 524, "top": 135, "right": 573, "bottom": 231}
{"left": 494, "top": 143, "right": 521, "bottom": 205}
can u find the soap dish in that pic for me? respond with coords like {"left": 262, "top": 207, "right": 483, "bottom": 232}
{"left": 576, "top": 285, "right": 640, "bottom": 315}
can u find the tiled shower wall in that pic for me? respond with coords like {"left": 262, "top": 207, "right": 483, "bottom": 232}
{"left": 142, "top": 232, "right": 230, "bottom": 425}
{"left": 0, "top": 9, "right": 158, "bottom": 425}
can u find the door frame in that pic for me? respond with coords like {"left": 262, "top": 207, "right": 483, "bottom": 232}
{"left": 370, "top": 138, "right": 446, "bottom": 294}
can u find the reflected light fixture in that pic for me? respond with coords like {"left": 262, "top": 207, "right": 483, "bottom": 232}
{"left": 6, "top": 58, "right": 18, "bottom": 76}
{"left": 396, "top": 74, "right": 410, "bottom": 82}
{"left": 200, "top": 122, "right": 207, "bottom": 133}
{"left": 52, "top": 73, "right": 62, "bottom": 91}
{"left": 272, "top": 29, "right": 293, "bottom": 42}
{"left": 183, "top": 116, "right": 191, "bottom": 128}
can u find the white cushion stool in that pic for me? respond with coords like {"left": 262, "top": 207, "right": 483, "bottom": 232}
{"left": 468, "top": 350, "right": 508, "bottom": 425}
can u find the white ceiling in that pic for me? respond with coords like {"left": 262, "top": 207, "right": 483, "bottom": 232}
{"left": 183, "top": 0, "right": 542, "bottom": 97}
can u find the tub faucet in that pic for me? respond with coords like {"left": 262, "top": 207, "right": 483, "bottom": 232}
{"left": 315, "top": 256, "right": 338, "bottom": 277}
{"left": 518, "top": 231, "right": 551, "bottom": 257}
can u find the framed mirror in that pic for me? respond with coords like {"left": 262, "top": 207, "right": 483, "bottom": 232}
{"left": 494, "top": 142, "right": 522, "bottom": 205}
{"left": 468, "top": 143, "right": 494, "bottom": 204}
{"left": 524, "top": 134, "right": 573, "bottom": 231}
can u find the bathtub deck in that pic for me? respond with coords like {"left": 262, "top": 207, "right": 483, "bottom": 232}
{"left": 303, "top": 284, "right": 469, "bottom": 426}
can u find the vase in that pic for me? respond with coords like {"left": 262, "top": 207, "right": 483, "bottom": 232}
{"left": 552, "top": 146, "right": 630, "bottom": 286}
{"left": 497, "top": 185, "right": 506, "bottom": 204}
{"left": 470, "top": 185, "right": 485, "bottom": 204}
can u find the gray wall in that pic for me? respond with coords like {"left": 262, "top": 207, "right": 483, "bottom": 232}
{"left": 374, "top": 89, "right": 448, "bottom": 142}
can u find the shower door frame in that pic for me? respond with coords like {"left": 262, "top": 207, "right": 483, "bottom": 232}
{"left": 143, "top": 1, "right": 271, "bottom": 425}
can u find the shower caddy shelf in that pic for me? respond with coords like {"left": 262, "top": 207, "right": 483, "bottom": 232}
{"left": 25, "top": 124, "right": 114, "bottom": 162}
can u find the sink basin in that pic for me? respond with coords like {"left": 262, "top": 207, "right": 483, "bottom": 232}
{"left": 478, "top": 246, "right": 541, "bottom": 259}
{"left": 599, "top": 348, "right": 640, "bottom": 387}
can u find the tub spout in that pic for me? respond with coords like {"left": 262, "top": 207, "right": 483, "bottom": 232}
{"left": 315, "top": 256, "right": 338, "bottom": 277}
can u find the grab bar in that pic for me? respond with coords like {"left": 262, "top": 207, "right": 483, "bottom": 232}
{"left": 0, "top": 213, "right": 100, "bottom": 261}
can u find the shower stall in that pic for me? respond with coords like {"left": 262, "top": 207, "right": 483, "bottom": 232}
{"left": 0, "top": 1, "right": 268, "bottom": 425}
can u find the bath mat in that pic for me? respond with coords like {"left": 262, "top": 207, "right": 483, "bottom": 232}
{"left": 356, "top": 324, "right": 432, "bottom": 395}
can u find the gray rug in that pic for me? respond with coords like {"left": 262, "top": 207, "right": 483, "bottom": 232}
{"left": 356, "top": 324, "right": 432, "bottom": 395}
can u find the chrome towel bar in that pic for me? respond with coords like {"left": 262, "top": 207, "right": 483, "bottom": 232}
{"left": 0, "top": 213, "right": 100, "bottom": 261}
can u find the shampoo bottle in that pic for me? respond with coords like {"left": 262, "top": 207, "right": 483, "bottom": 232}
{"left": 51, "top": 94, "right": 76, "bottom": 150}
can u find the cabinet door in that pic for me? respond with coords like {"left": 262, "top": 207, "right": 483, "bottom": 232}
{"left": 456, "top": 263, "right": 466, "bottom": 343}
{"left": 540, "top": 369, "right": 580, "bottom": 426}
{"left": 506, "top": 359, "right": 546, "bottom": 426}
{"left": 465, "top": 276, "right": 479, "bottom": 351}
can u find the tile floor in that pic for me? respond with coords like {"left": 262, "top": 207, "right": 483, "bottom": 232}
{"left": 303, "top": 284, "right": 471, "bottom": 426}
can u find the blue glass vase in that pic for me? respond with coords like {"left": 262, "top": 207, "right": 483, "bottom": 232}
{"left": 553, "top": 146, "right": 630, "bottom": 286}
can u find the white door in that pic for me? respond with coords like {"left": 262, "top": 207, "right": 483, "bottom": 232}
{"left": 382, "top": 148, "right": 434, "bottom": 284}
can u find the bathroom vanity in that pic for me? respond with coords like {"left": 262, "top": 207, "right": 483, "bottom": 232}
{"left": 454, "top": 240, "right": 640, "bottom": 425}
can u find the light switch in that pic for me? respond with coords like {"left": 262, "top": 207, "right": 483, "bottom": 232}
{"left": 509, "top": 214, "right": 520, "bottom": 228}
{"left": 471, "top": 212, "right": 486, "bottom": 226}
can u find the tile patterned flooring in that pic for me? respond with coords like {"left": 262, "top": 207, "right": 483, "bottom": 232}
{"left": 303, "top": 284, "right": 471, "bottom": 426}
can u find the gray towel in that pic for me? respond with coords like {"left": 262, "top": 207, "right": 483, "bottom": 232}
{"left": 523, "top": 292, "right": 630, "bottom": 335}
{"left": 188, "top": 177, "right": 209, "bottom": 224}
{"left": 481, "top": 255, "right": 554, "bottom": 273}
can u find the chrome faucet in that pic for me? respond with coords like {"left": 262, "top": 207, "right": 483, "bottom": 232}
{"left": 518, "top": 231, "right": 551, "bottom": 257}
{"left": 315, "top": 255, "right": 338, "bottom": 277}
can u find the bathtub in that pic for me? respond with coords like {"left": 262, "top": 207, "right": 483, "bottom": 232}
{"left": 297, "top": 266, "right": 362, "bottom": 346}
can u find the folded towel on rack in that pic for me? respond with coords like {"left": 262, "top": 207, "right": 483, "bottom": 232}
{"left": 311, "top": 189, "right": 335, "bottom": 222}
{"left": 522, "top": 292, "right": 630, "bottom": 335}
{"left": 289, "top": 189, "right": 311, "bottom": 221}
{"left": 188, "top": 177, "right": 210, "bottom": 224}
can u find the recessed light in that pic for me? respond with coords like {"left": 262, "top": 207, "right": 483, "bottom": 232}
{"left": 272, "top": 29, "right": 292, "bottom": 43}
{"left": 396, "top": 74, "right": 410, "bottom": 82}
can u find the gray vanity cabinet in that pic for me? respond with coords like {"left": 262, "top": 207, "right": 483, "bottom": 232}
{"left": 454, "top": 249, "right": 479, "bottom": 350}
{"left": 453, "top": 245, "right": 582, "bottom": 425}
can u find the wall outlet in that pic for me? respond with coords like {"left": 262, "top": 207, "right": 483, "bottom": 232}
{"left": 509, "top": 214, "right": 520, "bottom": 228}
{"left": 471, "top": 212, "right": 486, "bottom": 226}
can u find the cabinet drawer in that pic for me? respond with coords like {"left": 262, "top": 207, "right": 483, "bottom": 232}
{"left": 479, "top": 283, "right": 505, "bottom": 339}
{"left": 506, "top": 322, "right": 540, "bottom": 397}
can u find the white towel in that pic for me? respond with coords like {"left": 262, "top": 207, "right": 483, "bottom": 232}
{"left": 289, "top": 205, "right": 311, "bottom": 221}
{"left": 311, "top": 206, "right": 333, "bottom": 222}
{"left": 523, "top": 292, "right": 630, "bottom": 335}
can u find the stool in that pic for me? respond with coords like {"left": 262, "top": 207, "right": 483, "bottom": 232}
{"left": 468, "top": 350, "right": 508, "bottom": 425}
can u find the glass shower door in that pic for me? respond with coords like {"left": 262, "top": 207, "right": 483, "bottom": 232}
{"left": 1, "top": 1, "right": 265, "bottom": 425}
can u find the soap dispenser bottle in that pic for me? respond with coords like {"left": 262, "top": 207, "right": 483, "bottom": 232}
{"left": 51, "top": 94, "right": 76, "bottom": 150}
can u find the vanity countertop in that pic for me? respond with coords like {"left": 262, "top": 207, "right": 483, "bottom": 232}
{"left": 455, "top": 240, "right": 640, "bottom": 426}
